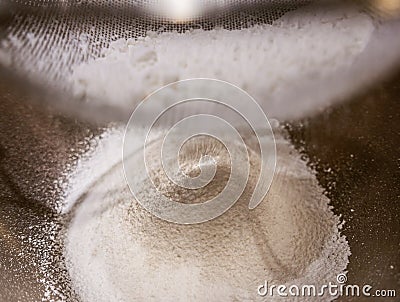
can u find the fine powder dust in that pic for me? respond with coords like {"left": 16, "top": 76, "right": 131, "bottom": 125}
{"left": 64, "top": 129, "right": 350, "bottom": 302}
{"left": 69, "top": 4, "right": 375, "bottom": 120}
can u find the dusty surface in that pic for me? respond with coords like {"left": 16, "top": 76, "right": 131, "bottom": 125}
{"left": 287, "top": 72, "right": 400, "bottom": 301}
{"left": 0, "top": 67, "right": 399, "bottom": 300}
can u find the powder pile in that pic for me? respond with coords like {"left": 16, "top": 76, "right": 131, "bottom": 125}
{"left": 62, "top": 4, "right": 361, "bottom": 301}
{"left": 70, "top": 4, "right": 375, "bottom": 120}
{"left": 64, "top": 128, "right": 350, "bottom": 302}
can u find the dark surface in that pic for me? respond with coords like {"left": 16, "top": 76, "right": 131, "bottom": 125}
{"left": 287, "top": 71, "right": 400, "bottom": 301}
{"left": 0, "top": 69, "right": 399, "bottom": 300}
{"left": 0, "top": 74, "right": 97, "bottom": 301}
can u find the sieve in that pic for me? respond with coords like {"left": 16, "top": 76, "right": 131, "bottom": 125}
{"left": 0, "top": 0, "right": 400, "bottom": 123}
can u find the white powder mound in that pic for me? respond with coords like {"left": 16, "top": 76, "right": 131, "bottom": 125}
{"left": 64, "top": 129, "right": 350, "bottom": 302}
{"left": 70, "top": 4, "right": 375, "bottom": 120}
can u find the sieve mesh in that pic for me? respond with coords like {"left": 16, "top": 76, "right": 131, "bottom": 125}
{"left": 0, "top": 0, "right": 309, "bottom": 88}
{"left": 0, "top": 0, "right": 400, "bottom": 123}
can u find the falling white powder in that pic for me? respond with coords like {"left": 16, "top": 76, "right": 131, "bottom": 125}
{"left": 64, "top": 128, "right": 350, "bottom": 302}
{"left": 70, "top": 4, "right": 375, "bottom": 120}
{"left": 61, "top": 4, "right": 365, "bottom": 300}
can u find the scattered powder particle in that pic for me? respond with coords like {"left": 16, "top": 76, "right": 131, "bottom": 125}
{"left": 64, "top": 128, "right": 350, "bottom": 302}
{"left": 70, "top": 5, "right": 375, "bottom": 119}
